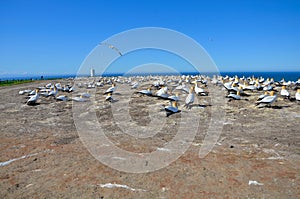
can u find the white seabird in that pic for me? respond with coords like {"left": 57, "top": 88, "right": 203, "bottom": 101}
{"left": 296, "top": 89, "right": 300, "bottom": 101}
{"left": 56, "top": 95, "right": 68, "bottom": 101}
{"left": 256, "top": 91, "right": 277, "bottom": 106}
{"left": 105, "top": 93, "right": 114, "bottom": 102}
{"left": 226, "top": 91, "right": 241, "bottom": 100}
{"left": 193, "top": 81, "right": 208, "bottom": 96}
{"left": 104, "top": 83, "right": 116, "bottom": 94}
{"left": 184, "top": 86, "right": 195, "bottom": 109}
{"left": 137, "top": 88, "right": 152, "bottom": 96}
{"left": 72, "top": 96, "right": 88, "bottom": 102}
{"left": 257, "top": 91, "right": 269, "bottom": 101}
{"left": 165, "top": 101, "right": 180, "bottom": 116}
{"left": 280, "top": 85, "right": 290, "bottom": 98}
{"left": 27, "top": 89, "right": 39, "bottom": 105}
{"left": 168, "top": 93, "right": 179, "bottom": 101}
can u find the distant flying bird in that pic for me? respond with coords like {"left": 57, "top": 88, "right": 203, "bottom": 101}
{"left": 100, "top": 43, "right": 123, "bottom": 56}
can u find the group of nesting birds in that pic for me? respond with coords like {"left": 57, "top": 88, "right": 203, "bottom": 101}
{"left": 18, "top": 75, "right": 300, "bottom": 116}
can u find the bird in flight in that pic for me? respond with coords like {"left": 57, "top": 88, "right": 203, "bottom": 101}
{"left": 100, "top": 42, "right": 123, "bottom": 56}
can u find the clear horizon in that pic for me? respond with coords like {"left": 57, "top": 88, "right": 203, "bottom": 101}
{"left": 1, "top": 0, "right": 300, "bottom": 75}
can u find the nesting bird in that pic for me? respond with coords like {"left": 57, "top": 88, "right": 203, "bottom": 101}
{"left": 104, "top": 83, "right": 116, "bottom": 94}
{"left": 105, "top": 93, "right": 114, "bottom": 102}
{"left": 56, "top": 95, "right": 68, "bottom": 101}
{"left": 165, "top": 101, "right": 180, "bottom": 117}
{"left": 257, "top": 91, "right": 269, "bottom": 101}
{"left": 227, "top": 91, "right": 241, "bottom": 100}
{"left": 137, "top": 88, "right": 153, "bottom": 96}
{"left": 256, "top": 91, "right": 277, "bottom": 107}
{"left": 296, "top": 89, "right": 300, "bottom": 101}
{"left": 280, "top": 85, "right": 290, "bottom": 98}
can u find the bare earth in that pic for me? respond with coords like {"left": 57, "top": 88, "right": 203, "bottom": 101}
{"left": 0, "top": 79, "right": 299, "bottom": 198}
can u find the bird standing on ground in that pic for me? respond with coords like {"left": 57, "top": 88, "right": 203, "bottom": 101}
{"left": 193, "top": 81, "right": 208, "bottom": 96}
{"left": 184, "top": 86, "right": 195, "bottom": 109}
{"left": 27, "top": 89, "right": 39, "bottom": 105}
{"left": 48, "top": 87, "right": 58, "bottom": 97}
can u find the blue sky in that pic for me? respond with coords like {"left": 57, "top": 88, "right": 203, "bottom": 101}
{"left": 0, "top": 0, "right": 299, "bottom": 76}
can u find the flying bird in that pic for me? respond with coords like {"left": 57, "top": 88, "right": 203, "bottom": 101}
{"left": 100, "top": 43, "right": 123, "bottom": 56}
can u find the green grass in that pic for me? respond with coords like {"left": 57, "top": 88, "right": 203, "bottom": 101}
{"left": 0, "top": 79, "right": 35, "bottom": 87}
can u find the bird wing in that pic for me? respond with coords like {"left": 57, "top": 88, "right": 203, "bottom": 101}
{"left": 260, "top": 95, "right": 276, "bottom": 103}
{"left": 185, "top": 93, "right": 194, "bottom": 104}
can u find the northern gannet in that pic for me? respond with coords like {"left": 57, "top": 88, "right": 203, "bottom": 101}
{"left": 174, "top": 83, "right": 189, "bottom": 93}
{"left": 27, "top": 89, "right": 39, "bottom": 105}
{"left": 48, "top": 87, "right": 58, "bottom": 97}
{"left": 131, "top": 82, "right": 139, "bottom": 89}
{"left": 165, "top": 101, "right": 180, "bottom": 116}
{"left": 226, "top": 91, "right": 241, "bottom": 100}
{"left": 223, "top": 81, "right": 233, "bottom": 91}
{"left": 72, "top": 96, "right": 88, "bottom": 102}
{"left": 155, "top": 86, "right": 168, "bottom": 98}
{"left": 256, "top": 91, "right": 277, "bottom": 106}
{"left": 263, "top": 84, "right": 273, "bottom": 91}
{"left": 100, "top": 43, "right": 123, "bottom": 56}
{"left": 296, "top": 89, "right": 300, "bottom": 101}
{"left": 105, "top": 93, "right": 114, "bottom": 102}
{"left": 29, "top": 89, "right": 37, "bottom": 95}
{"left": 137, "top": 88, "right": 152, "bottom": 96}
{"left": 168, "top": 93, "right": 179, "bottom": 101}
{"left": 280, "top": 86, "right": 290, "bottom": 98}
{"left": 242, "top": 82, "right": 256, "bottom": 91}
{"left": 184, "top": 86, "right": 195, "bottom": 109}
{"left": 257, "top": 91, "right": 269, "bottom": 101}
{"left": 80, "top": 93, "right": 91, "bottom": 98}
{"left": 55, "top": 83, "right": 62, "bottom": 90}
{"left": 56, "top": 95, "right": 68, "bottom": 101}
{"left": 193, "top": 82, "right": 208, "bottom": 96}
{"left": 104, "top": 83, "right": 116, "bottom": 94}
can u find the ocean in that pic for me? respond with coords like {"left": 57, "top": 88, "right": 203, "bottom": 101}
{"left": 1, "top": 72, "right": 299, "bottom": 82}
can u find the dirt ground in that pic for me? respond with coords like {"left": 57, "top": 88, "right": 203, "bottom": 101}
{"left": 0, "top": 79, "right": 299, "bottom": 198}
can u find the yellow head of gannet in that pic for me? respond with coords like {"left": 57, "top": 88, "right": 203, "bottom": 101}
{"left": 270, "top": 91, "right": 275, "bottom": 96}
{"left": 190, "top": 86, "right": 195, "bottom": 92}
{"left": 297, "top": 89, "right": 300, "bottom": 93}
{"left": 172, "top": 101, "right": 178, "bottom": 108}
{"left": 237, "top": 91, "right": 240, "bottom": 96}
{"left": 282, "top": 85, "right": 286, "bottom": 89}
